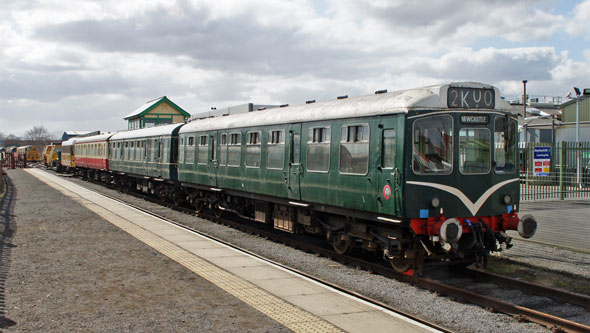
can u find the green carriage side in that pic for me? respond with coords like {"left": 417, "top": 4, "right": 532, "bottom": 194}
{"left": 177, "top": 94, "right": 408, "bottom": 221}
{"left": 109, "top": 124, "right": 183, "bottom": 199}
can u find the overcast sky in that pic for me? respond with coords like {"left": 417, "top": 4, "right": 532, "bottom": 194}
{"left": 1, "top": 0, "right": 589, "bottom": 138}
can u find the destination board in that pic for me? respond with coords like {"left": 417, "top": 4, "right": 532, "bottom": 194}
{"left": 460, "top": 114, "right": 489, "bottom": 125}
{"left": 447, "top": 87, "right": 495, "bottom": 109}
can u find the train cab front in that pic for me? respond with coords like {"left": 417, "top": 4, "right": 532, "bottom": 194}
{"left": 403, "top": 105, "right": 537, "bottom": 267}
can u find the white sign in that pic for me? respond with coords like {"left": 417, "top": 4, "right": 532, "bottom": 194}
{"left": 533, "top": 146, "right": 551, "bottom": 176}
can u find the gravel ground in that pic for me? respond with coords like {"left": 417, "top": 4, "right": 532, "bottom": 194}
{"left": 495, "top": 238, "right": 590, "bottom": 279}
{"left": 1, "top": 169, "right": 289, "bottom": 332}
{"left": 40, "top": 171, "right": 558, "bottom": 333}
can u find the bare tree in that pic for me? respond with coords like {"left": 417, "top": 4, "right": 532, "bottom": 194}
{"left": 26, "top": 126, "right": 51, "bottom": 141}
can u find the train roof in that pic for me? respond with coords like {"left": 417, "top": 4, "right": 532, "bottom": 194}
{"left": 73, "top": 132, "right": 117, "bottom": 144}
{"left": 180, "top": 82, "right": 511, "bottom": 133}
{"left": 61, "top": 138, "right": 78, "bottom": 147}
{"left": 110, "top": 123, "right": 184, "bottom": 141}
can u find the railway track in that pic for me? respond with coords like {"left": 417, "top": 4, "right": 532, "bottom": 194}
{"left": 61, "top": 172, "right": 590, "bottom": 332}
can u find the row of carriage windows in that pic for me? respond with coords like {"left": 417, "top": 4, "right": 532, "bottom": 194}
{"left": 101, "top": 125, "right": 387, "bottom": 176}
{"left": 109, "top": 139, "right": 164, "bottom": 161}
{"left": 178, "top": 125, "right": 393, "bottom": 175}
{"left": 76, "top": 143, "right": 107, "bottom": 157}
{"left": 77, "top": 115, "right": 516, "bottom": 176}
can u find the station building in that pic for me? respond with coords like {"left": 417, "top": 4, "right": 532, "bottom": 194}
{"left": 125, "top": 96, "right": 190, "bottom": 130}
{"left": 556, "top": 90, "right": 590, "bottom": 142}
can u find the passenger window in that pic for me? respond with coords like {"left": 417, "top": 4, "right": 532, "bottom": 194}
{"left": 246, "top": 131, "right": 261, "bottom": 168}
{"left": 186, "top": 136, "right": 195, "bottom": 163}
{"left": 178, "top": 137, "right": 184, "bottom": 163}
{"left": 382, "top": 129, "right": 396, "bottom": 169}
{"left": 339, "top": 124, "right": 369, "bottom": 174}
{"left": 307, "top": 127, "right": 331, "bottom": 172}
{"left": 220, "top": 133, "right": 228, "bottom": 166}
{"left": 228, "top": 133, "right": 241, "bottom": 167}
{"left": 293, "top": 134, "right": 300, "bottom": 164}
{"left": 198, "top": 135, "right": 208, "bottom": 165}
{"left": 267, "top": 130, "right": 285, "bottom": 170}
{"left": 145, "top": 140, "right": 152, "bottom": 161}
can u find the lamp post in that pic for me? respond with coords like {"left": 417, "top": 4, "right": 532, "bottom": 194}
{"left": 523, "top": 80, "right": 528, "bottom": 143}
{"left": 574, "top": 87, "right": 581, "bottom": 187}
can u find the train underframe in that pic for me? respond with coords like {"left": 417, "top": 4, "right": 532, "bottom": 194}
{"left": 84, "top": 170, "right": 537, "bottom": 275}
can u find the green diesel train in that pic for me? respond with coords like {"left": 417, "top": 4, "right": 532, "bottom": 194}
{"left": 175, "top": 82, "right": 537, "bottom": 273}
{"left": 72, "top": 82, "right": 537, "bottom": 274}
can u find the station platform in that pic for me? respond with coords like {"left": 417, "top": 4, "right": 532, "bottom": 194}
{"left": 5, "top": 169, "right": 437, "bottom": 332}
{"left": 514, "top": 199, "right": 590, "bottom": 253}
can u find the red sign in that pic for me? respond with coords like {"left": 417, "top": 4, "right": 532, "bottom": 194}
{"left": 383, "top": 185, "right": 392, "bottom": 200}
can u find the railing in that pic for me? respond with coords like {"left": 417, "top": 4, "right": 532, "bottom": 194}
{"left": 519, "top": 141, "right": 590, "bottom": 201}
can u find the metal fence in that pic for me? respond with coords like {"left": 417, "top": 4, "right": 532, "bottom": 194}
{"left": 519, "top": 141, "right": 590, "bottom": 201}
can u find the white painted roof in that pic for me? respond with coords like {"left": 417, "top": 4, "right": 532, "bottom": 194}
{"left": 125, "top": 97, "right": 164, "bottom": 119}
{"left": 61, "top": 138, "right": 78, "bottom": 147}
{"left": 74, "top": 132, "right": 117, "bottom": 144}
{"left": 63, "top": 130, "right": 93, "bottom": 136}
{"left": 180, "top": 82, "right": 510, "bottom": 133}
{"left": 110, "top": 123, "right": 184, "bottom": 141}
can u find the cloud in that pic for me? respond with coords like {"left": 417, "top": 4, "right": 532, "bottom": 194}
{"left": 0, "top": 0, "right": 588, "bottom": 136}
{"left": 565, "top": 0, "right": 590, "bottom": 38}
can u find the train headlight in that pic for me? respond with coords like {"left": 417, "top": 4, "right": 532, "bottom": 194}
{"left": 431, "top": 197, "right": 440, "bottom": 208}
{"left": 503, "top": 194, "right": 512, "bottom": 205}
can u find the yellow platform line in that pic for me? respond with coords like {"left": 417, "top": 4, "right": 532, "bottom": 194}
{"left": 28, "top": 170, "right": 343, "bottom": 333}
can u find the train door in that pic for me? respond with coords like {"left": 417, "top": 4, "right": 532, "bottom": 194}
{"left": 376, "top": 116, "right": 403, "bottom": 216}
{"left": 287, "top": 123, "right": 302, "bottom": 200}
{"left": 207, "top": 131, "right": 218, "bottom": 187}
{"left": 141, "top": 139, "right": 148, "bottom": 176}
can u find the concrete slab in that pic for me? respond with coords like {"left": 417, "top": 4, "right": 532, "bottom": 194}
{"left": 284, "top": 292, "right": 368, "bottom": 316}
{"left": 225, "top": 265, "right": 292, "bottom": 281}
{"left": 250, "top": 277, "right": 327, "bottom": 297}
{"left": 516, "top": 199, "right": 590, "bottom": 252}
{"left": 177, "top": 239, "right": 225, "bottom": 250}
{"left": 324, "top": 310, "right": 432, "bottom": 333}
{"left": 189, "top": 247, "right": 238, "bottom": 258}
{"left": 161, "top": 233, "right": 203, "bottom": 243}
{"left": 206, "top": 255, "right": 265, "bottom": 269}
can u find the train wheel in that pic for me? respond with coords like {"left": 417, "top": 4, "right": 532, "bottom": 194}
{"left": 171, "top": 192, "right": 183, "bottom": 207}
{"left": 389, "top": 256, "right": 412, "bottom": 273}
{"left": 194, "top": 201, "right": 205, "bottom": 214}
{"left": 332, "top": 234, "right": 352, "bottom": 255}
